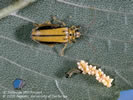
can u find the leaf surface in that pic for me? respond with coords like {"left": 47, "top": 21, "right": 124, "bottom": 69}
{"left": 0, "top": 0, "right": 133, "bottom": 100}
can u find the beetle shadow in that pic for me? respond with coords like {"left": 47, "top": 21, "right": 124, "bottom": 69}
{"left": 55, "top": 59, "right": 77, "bottom": 78}
{"left": 14, "top": 23, "right": 38, "bottom": 46}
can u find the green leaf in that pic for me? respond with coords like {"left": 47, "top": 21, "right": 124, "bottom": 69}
{"left": 0, "top": 0, "right": 133, "bottom": 100}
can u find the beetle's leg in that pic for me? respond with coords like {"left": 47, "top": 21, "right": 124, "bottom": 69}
{"left": 66, "top": 68, "right": 82, "bottom": 78}
{"left": 70, "top": 25, "right": 76, "bottom": 29}
{"left": 71, "top": 25, "right": 80, "bottom": 30}
{"left": 60, "top": 43, "right": 68, "bottom": 56}
{"left": 33, "top": 23, "right": 40, "bottom": 27}
{"left": 40, "top": 21, "right": 52, "bottom": 25}
{"left": 73, "top": 39, "right": 76, "bottom": 43}
{"left": 47, "top": 44, "right": 56, "bottom": 47}
{"left": 76, "top": 25, "right": 81, "bottom": 29}
{"left": 52, "top": 16, "right": 66, "bottom": 26}
{"left": 43, "top": 21, "right": 51, "bottom": 24}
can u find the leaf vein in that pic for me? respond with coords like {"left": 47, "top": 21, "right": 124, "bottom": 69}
{"left": 115, "top": 70, "right": 132, "bottom": 87}
{"left": 57, "top": 0, "right": 133, "bottom": 15}
{"left": 0, "top": 56, "right": 55, "bottom": 80}
{"left": 55, "top": 80, "right": 68, "bottom": 100}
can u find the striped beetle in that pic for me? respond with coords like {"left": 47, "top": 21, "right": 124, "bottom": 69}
{"left": 31, "top": 16, "right": 80, "bottom": 56}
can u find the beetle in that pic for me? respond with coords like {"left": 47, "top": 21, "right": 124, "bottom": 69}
{"left": 31, "top": 16, "right": 81, "bottom": 56}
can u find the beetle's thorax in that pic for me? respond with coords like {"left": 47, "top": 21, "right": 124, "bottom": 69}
{"left": 67, "top": 29, "right": 75, "bottom": 42}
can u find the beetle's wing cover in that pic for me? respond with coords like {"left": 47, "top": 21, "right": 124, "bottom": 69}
{"left": 32, "top": 27, "right": 68, "bottom": 43}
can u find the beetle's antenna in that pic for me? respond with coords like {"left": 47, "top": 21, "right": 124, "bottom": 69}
{"left": 83, "top": 9, "right": 96, "bottom": 36}
{"left": 86, "top": 9, "right": 96, "bottom": 28}
{"left": 79, "top": 9, "right": 97, "bottom": 53}
{"left": 80, "top": 35, "right": 97, "bottom": 53}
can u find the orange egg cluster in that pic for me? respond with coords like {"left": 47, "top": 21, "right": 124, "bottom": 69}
{"left": 77, "top": 60, "right": 114, "bottom": 88}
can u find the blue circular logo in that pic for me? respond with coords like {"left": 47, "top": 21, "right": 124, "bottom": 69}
{"left": 13, "top": 78, "right": 25, "bottom": 89}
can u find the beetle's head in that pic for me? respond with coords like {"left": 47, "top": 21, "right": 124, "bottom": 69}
{"left": 75, "top": 30, "right": 81, "bottom": 38}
